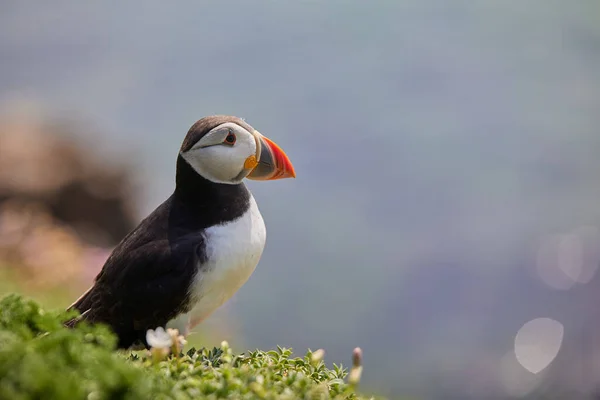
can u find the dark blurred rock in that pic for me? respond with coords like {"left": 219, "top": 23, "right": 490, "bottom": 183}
{"left": 0, "top": 117, "right": 137, "bottom": 247}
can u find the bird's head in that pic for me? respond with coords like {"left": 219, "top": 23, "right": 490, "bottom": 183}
{"left": 179, "top": 115, "right": 295, "bottom": 185}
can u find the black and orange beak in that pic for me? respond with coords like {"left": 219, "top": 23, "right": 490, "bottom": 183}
{"left": 246, "top": 131, "right": 296, "bottom": 180}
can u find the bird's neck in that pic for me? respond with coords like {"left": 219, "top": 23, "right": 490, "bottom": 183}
{"left": 173, "top": 155, "right": 250, "bottom": 227}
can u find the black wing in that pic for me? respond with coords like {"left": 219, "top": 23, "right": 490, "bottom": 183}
{"left": 68, "top": 230, "right": 205, "bottom": 348}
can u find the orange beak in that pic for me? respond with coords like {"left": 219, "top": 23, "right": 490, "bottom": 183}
{"left": 247, "top": 132, "right": 296, "bottom": 180}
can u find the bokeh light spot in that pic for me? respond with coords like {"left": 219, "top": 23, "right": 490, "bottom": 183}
{"left": 514, "top": 318, "right": 563, "bottom": 374}
{"left": 536, "top": 234, "right": 576, "bottom": 290}
{"left": 536, "top": 227, "right": 600, "bottom": 290}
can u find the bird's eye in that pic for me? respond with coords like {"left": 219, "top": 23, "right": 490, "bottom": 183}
{"left": 224, "top": 132, "right": 236, "bottom": 145}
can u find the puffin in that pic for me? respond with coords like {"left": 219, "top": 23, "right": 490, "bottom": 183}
{"left": 66, "top": 115, "right": 295, "bottom": 349}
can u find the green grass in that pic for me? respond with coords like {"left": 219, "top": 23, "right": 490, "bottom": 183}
{"left": 0, "top": 294, "right": 381, "bottom": 400}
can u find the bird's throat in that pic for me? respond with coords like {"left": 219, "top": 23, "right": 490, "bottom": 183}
{"left": 174, "top": 155, "right": 251, "bottom": 228}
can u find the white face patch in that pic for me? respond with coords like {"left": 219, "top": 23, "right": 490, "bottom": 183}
{"left": 181, "top": 122, "right": 257, "bottom": 184}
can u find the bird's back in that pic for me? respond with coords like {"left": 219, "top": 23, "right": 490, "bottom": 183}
{"left": 67, "top": 195, "right": 204, "bottom": 348}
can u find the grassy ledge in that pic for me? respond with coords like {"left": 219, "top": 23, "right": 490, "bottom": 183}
{"left": 0, "top": 294, "right": 381, "bottom": 400}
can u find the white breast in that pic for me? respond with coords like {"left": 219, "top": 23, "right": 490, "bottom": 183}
{"left": 167, "top": 194, "right": 266, "bottom": 334}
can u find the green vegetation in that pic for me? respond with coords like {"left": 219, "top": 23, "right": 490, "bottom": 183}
{"left": 0, "top": 294, "right": 379, "bottom": 399}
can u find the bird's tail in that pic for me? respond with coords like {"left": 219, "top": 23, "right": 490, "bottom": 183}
{"left": 64, "top": 286, "right": 94, "bottom": 328}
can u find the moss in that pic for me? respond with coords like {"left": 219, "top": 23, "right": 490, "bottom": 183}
{"left": 0, "top": 294, "right": 380, "bottom": 400}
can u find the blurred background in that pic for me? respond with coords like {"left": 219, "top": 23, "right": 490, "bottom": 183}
{"left": 1, "top": 1, "right": 600, "bottom": 398}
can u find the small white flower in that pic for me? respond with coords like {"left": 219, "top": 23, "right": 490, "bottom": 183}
{"left": 146, "top": 327, "right": 173, "bottom": 349}
{"left": 167, "top": 328, "right": 187, "bottom": 347}
{"left": 178, "top": 335, "right": 188, "bottom": 347}
{"left": 166, "top": 328, "right": 180, "bottom": 340}
{"left": 310, "top": 349, "right": 325, "bottom": 365}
